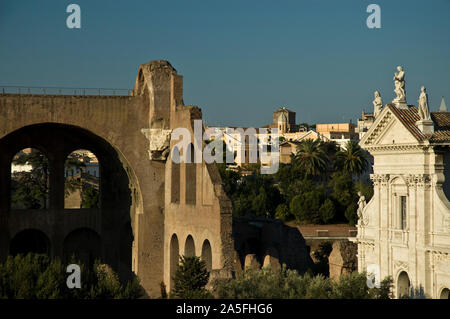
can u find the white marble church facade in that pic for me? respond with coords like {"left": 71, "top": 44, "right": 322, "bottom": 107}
{"left": 356, "top": 68, "right": 450, "bottom": 299}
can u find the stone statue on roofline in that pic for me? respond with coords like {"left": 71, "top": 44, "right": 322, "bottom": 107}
{"left": 416, "top": 86, "right": 434, "bottom": 134}
{"left": 392, "top": 66, "right": 407, "bottom": 108}
{"left": 373, "top": 91, "right": 383, "bottom": 117}
{"left": 418, "top": 86, "right": 431, "bottom": 121}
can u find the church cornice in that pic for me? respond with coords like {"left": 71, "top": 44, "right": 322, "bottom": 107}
{"left": 364, "top": 144, "right": 428, "bottom": 153}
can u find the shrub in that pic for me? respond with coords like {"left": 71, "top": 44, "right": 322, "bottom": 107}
{"left": 275, "top": 203, "right": 290, "bottom": 221}
{"left": 345, "top": 202, "right": 358, "bottom": 226}
{"left": 319, "top": 199, "right": 335, "bottom": 224}
{"left": 0, "top": 253, "right": 142, "bottom": 299}
{"left": 213, "top": 267, "right": 393, "bottom": 299}
{"left": 171, "top": 256, "right": 211, "bottom": 299}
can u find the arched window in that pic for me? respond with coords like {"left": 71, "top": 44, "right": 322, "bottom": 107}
{"left": 171, "top": 147, "right": 180, "bottom": 203}
{"left": 64, "top": 149, "right": 100, "bottom": 209}
{"left": 9, "top": 229, "right": 50, "bottom": 256}
{"left": 185, "top": 144, "right": 196, "bottom": 205}
{"left": 201, "top": 239, "right": 212, "bottom": 271}
{"left": 170, "top": 234, "right": 179, "bottom": 288}
{"left": 63, "top": 228, "right": 102, "bottom": 266}
{"left": 10, "top": 148, "right": 49, "bottom": 209}
{"left": 184, "top": 235, "right": 195, "bottom": 257}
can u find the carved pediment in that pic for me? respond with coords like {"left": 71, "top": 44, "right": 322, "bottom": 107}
{"left": 360, "top": 106, "right": 420, "bottom": 149}
{"left": 361, "top": 109, "right": 394, "bottom": 146}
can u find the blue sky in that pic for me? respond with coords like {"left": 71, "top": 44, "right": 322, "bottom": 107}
{"left": 1, "top": 0, "right": 449, "bottom": 127}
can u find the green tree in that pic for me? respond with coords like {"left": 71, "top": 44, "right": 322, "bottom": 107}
{"left": 345, "top": 202, "right": 358, "bottom": 226}
{"left": 81, "top": 185, "right": 99, "bottom": 208}
{"left": 329, "top": 172, "right": 357, "bottom": 223}
{"left": 275, "top": 203, "right": 291, "bottom": 221}
{"left": 336, "top": 141, "right": 369, "bottom": 176}
{"left": 212, "top": 267, "right": 393, "bottom": 299}
{"left": 319, "top": 140, "right": 340, "bottom": 179}
{"left": 293, "top": 139, "right": 328, "bottom": 177}
{"left": 319, "top": 199, "right": 335, "bottom": 224}
{"left": 289, "top": 187, "right": 324, "bottom": 224}
{"left": 0, "top": 253, "right": 142, "bottom": 299}
{"left": 11, "top": 150, "right": 49, "bottom": 209}
{"left": 172, "top": 256, "right": 211, "bottom": 299}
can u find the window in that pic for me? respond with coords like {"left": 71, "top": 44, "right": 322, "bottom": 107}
{"left": 64, "top": 149, "right": 100, "bottom": 209}
{"left": 171, "top": 147, "right": 180, "bottom": 203}
{"left": 400, "top": 196, "right": 407, "bottom": 230}
{"left": 185, "top": 144, "right": 196, "bottom": 205}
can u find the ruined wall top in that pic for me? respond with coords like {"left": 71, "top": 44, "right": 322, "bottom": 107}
{"left": 132, "top": 60, "right": 184, "bottom": 130}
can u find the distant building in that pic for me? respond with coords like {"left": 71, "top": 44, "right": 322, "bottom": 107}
{"left": 316, "top": 122, "right": 359, "bottom": 148}
{"left": 64, "top": 150, "right": 99, "bottom": 178}
{"left": 268, "top": 107, "right": 299, "bottom": 134}
{"left": 356, "top": 110, "right": 376, "bottom": 140}
{"left": 279, "top": 131, "right": 330, "bottom": 164}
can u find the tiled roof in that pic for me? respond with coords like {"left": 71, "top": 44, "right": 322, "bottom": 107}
{"left": 387, "top": 104, "right": 450, "bottom": 143}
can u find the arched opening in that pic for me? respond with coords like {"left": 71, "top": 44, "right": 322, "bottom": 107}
{"left": 201, "top": 239, "right": 212, "bottom": 272}
{"left": 171, "top": 147, "right": 180, "bottom": 203}
{"left": 64, "top": 149, "right": 100, "bottom": 209}
{"left": 0, "top": 123, "right": 139, "bottom": 279}
{"left": 169, "top": 234, "right": 179, "bottom": 289}
{"left": 440, "top": 288, "right": 450, "bottom": 299}
{"left": 397, "top": 271, "right": 410, "bottom": 298}
{"left": 185, "top": 144, "right": 196, "bottom": 205}
{"left": 63, "top": 228, "right": 102, "bottom": 266}
{"left": 9, "top": 229, "right": 50, "bottom": 256}
{"left": 10, "top": 148, "right": 49, "bottom": 209}
{"left": 184, "top": 235, "right": 195, "bottom": 257}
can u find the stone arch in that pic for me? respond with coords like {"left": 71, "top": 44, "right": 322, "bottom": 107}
{"left": 171, "top": 146, "right": 180, "bottom": 203}
{"left": 440, "top": 287, "right": 450, "bottom": 299}
{"left": 169, "top": 234, "right": 179, "bottom": 288}
{"left": 184, "top": 235, "right": 195, "bottom": 257}
{"left": 397, "top": 271, "right": 410, "bottom": 298}
{"left": 185, "top": 143, "right": 196, "bottom": 205}
{"left": 201, "top": 239, "right": 212, "bottom": 271}
{"left": 0, "top": 123, "right": 142, "bottom": 268}
{"left": 63, "top": 227, "right": 102, "bottom": 266}
{"left": 9, "top": 229, "right": 50, "bottom": 256}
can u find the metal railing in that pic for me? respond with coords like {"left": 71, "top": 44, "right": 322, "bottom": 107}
{"left": 0, "top": 86, "right": 131, "bottom": 96}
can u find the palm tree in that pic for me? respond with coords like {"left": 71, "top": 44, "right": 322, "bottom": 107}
{"left": 294, "top": 139, "right": 328, "bottom": 177}
{"left": 336, "top": 141, "right": 369, "bottom": 176}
